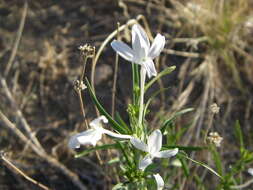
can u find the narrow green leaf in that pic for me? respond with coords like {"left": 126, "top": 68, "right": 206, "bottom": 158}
{"left": 163, "top": 145, "right": 207, "bottom": 151}
{"left": 145, "top": 66, "right": 176, "bottom": 91}
{"left": 179, "top": 152, "right": 223, "bottom": 179}
{"left": 143, "top": 87, "right": 169, "bottom": 117}
{"left": 112, "top": 183, "right": 127, "bottom": 190}
{"left": 115, "top": 112, "right": 131, "bottom": 132}
{"left": 132, "top": 63, "right": 140, "bottom": 105}
{"left": 161, "top": 108, "right": 194, "bottom": 132}
{"left": 210, "top": 145, "right": 223, "bottom": 176}
{"left": 85, "top": 78, "right": 130, "bottom": 134}
{"left": 177, "top": 155, "right": 190, "bottom": 177}
{"left": 234, "top": 120, "right": 244, "bottom": 150}
{"left": 75, "top": 143, "right": 119, "bottom": 158}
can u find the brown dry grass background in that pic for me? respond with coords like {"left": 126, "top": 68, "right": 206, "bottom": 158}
{"left": 0, "top": 0, "right": 253, "bottom": 189}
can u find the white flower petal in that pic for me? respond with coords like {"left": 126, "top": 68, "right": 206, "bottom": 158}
{"left": 141, "top": 59, "right": 157, "bottom": 78}
{"left": 153, "top": 173, "right": 164, "bottom": 190}
{"left": 155, "top": 148, "right": 178, "bottom": 158}
{"left": 102, "top": 129, "right": 132, "bottom": 139}
{"left": 111, "top": 41, "right": 134, "bottom": 62}
{"left": 77, "top": 129, "right": 103, "bottom": 146}
{"left": 130, "top": 137, "right": 148, "bottom": 152}
{"left": 148, "top": 33, "right": 165, "bottom": 59}
{"left": 89, "top": 115, "right": 108, "bottom": 129}
{"left": 248, "top": 168, "right": 253, "bottom": 176}
{"left": 132, "top": 24, "right": 150, "bottom": 48}
{"left": 148, "top": 129, "right": 162, "bottom": 155}
{"left": 68, "top": 134, "right": 81, "bottom": 149}
{"left": 132, "top": 24, "right": 150, "bottom": 61}
{"left": 139, "top": 154, "right": 153, "bottom": 170}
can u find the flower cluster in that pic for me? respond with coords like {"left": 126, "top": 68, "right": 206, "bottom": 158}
{"left": 69, "top": 24, "right": 177, "bottom": 190}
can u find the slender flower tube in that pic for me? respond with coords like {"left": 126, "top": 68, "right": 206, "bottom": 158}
{"left": 111, "top": 24, "right": 165, "bottom": 126}
{"left": 68, "top": 116, "right": 132, "bottom": 149}
{"left": 153, "top": 173, "right": 164, "bottom": 190}
{"left": 130, "top": 129, "right": 178, "bottom": 170}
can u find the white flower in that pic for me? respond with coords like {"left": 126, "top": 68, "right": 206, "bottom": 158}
{"left": 130, "top": 129, "right": 178, "bottom": 170}
{"left": 68, "top": 116, "right": 132, "bottom": 149}
{"left": 153, "top": 173, "right": 164, "bottom": 190}
{"left": 248, "top": 168, "right": 253, "bottom": 176}
{"left": 111, "top": 24, "right": 165, "bottom": 78}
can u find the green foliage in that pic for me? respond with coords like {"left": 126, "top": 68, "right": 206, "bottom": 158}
{"left": 85, "top": 78, "right": 130, "bottom": 134}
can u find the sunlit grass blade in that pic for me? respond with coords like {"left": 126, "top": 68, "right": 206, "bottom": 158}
{"left": 85, "top": 78, "right": 130, "bottom": 134}
{"left": 75, "top": 143, "right": 120, "bottom": 158}
{"left": 145, "top": 66, "right": 176, "bottom": 91}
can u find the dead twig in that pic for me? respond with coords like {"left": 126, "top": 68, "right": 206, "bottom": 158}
{"left": 0, "top": 109, "right": 87, "bottom": 190}
{"left": 4, "top": 1, "right": 28, "bottom": 76}
{"left": 1, "top": 152, "right": 51, "bottom": 190}
{"left": 111, "top": 22, "right": 120, "bottom": 118}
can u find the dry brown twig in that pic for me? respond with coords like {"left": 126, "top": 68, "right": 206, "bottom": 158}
{"left": 1, "top": 152, "right": 51, "bottom": 190}
{"left": 4, "top": 1, "right": 28, "bottom": 76}
{"left": 0, "top": 1, "right": 87, "bottom": 188}
{"left": 111, "top": 22, "right": 120, "bottom": 118}
{"left": 0, "top": 105, "right": 87, "bottom": 190}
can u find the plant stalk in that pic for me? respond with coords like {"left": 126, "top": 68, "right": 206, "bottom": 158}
{"left": 138, "top": 66, "right": 146, "bottom": 127}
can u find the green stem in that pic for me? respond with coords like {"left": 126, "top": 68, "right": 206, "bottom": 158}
{"left": 132, "top": 63, "right": 140, "bottom": 105}
{"left": 138, "top": 66, "right": 146, "bottom": 128}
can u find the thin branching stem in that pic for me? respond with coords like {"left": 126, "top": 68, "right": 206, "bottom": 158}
{"left": 111, "top": 22, "right": 120, "bottom": 118}
{"left": 138, "top": 66, "right": 146, "bottom": 128}
{"left": 1, "top": 153, "right": 51, "bottom": 190}
{"left": 4, "top": 1, "right": 28, "bottom": 76}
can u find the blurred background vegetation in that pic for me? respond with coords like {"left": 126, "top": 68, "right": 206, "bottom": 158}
{"left": 0, "top": 0, "right": 253, "bottom": 189}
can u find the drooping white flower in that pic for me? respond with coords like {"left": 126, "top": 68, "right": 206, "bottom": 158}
{"left": 111, "top": 24, "right": 165, "bottom": 78}
{"left": 130, "top": 129, "right": 178, "bottom": 170}
{"left": 68, "top": 116, "right": 132, "bottom": 149}
{"left": 153, "top": 173, "right": 164, "bottom": 190}
{"left": 248, "top": 168, "right": 253, "bottom": 176}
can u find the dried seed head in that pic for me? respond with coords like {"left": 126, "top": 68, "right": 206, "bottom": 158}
{"left": 78, "top": 44, "right": 95, "bottom": 58}
{"left": 207, "top": 132, "right": 223, "bottom": 147}
{"left": 74, "top": 80, "right": 87, "bottom": 91}
{"left": 210, "top": 103, "right": 220, "bottom": 114}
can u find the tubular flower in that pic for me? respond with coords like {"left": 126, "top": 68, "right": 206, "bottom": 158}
{"left": 68, "top": 116, "right": 132, "bottom": 149}
{"left": 153, "top": 173, "right": 165, "bottom": 190}
{"left": 111, "top": 24, "right": 165, "bottom": 78}
{"left": 130, "top": 129, "right": 178, "bottom": 170}
{"left": 248, "top": 168, "right": 253, "bottom": 176}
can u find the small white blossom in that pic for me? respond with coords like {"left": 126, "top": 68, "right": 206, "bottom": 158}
{"left": 248, "top": 168, "right": 253, "bottom": 176}
{"left": 207, "top": 132, "right": 223, "bottom": 147}
{"left": 210, "top": 103, "right": 220, "bottom": 114}
{"left": 153, "top": 173, "right": 164, "bottom": 190}
{"left": 130, "top": 129, "right": 178, "bottom": 170}
{"left": 111, "top": 24, "right": 165, "bottom": 78}
{"left": 68, "top": 116, "right": 132, "bottom": 149}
